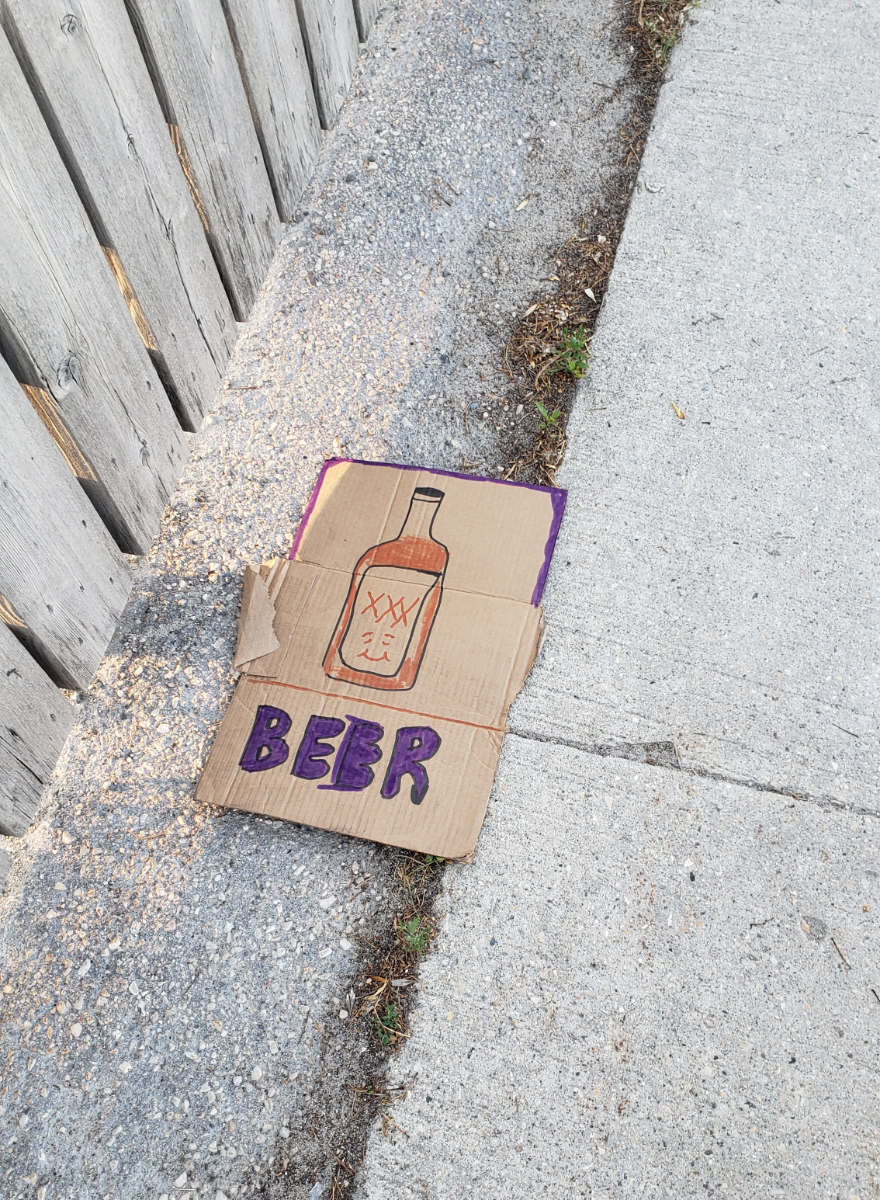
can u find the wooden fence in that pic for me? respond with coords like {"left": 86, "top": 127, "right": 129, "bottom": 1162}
{"left": 0, "top": 0, "right": 379, "bottom": 838}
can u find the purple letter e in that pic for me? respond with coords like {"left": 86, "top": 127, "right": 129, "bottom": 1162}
{"left": 292, "top": 715, "right": 346, "bottom": 780}
{"left": 239, "top": 704, "right": 292, "bottom": 772}
{"left": 381, "top": 726, "right": 441, "bottom": 805}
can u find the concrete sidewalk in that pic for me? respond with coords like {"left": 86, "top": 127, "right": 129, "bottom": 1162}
{"left": 365, "top": 744, "right": 878, "bottom": 1195}
{"left": 361, "top": 0, "right": 880, "bottom": 1193}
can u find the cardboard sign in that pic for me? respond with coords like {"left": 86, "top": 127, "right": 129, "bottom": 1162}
{"left": 196, "top": 460, "right": 566, "bottom": 858}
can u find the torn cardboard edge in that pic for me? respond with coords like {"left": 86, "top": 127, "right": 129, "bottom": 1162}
{"left": 235, "top": 558, "right": 287, "bottom": 671}
{"left": 199, "top": 460, "right": 567, "bottom": 859}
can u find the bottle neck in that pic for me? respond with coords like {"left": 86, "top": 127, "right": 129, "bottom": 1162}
{"left": 397, "top": 496, "right": 441, "bottom": 541}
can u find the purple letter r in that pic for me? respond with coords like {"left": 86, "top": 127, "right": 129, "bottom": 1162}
{"left": 381, "top": 726, "right": 441, "bottom": 805}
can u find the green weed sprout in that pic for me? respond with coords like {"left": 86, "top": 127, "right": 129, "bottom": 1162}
{"left": 535, "top": 400, "right": 563, "bottom": 431}
{"left": 397, "top": 915, "right": 432, "bottom": 958}
{"left": 373, "top": 1001, "right": 402, "bottom": 1047}
{"left": 550, "top": 326, "right": 590, "bottom": 378}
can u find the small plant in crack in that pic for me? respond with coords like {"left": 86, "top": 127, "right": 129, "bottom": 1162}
{"left": 549, "top": 326, "right": 590, "bottom": 377}
{"left": 535, "top": 400, "right": 563, "bottom": 431}
{"left": 647, "top": 24, "right": 678, "bottom": 64}
{"left": 373, "top": 1000, "right": 403, "bottom": 1047}
{"left": 396, "top": 914, "right": 433, "bottom": 958}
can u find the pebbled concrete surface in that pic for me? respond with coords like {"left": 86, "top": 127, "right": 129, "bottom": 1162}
{"left": 236, "top": 0, "right": 633, "bottom": 475}
{"left": 0, "top": 0, "right": 635, "bottom": 1196}
{"left": 360, "top": 0, "right": 880, "bottom": 1193}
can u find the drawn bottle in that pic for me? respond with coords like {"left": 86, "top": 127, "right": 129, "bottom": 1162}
{"left": 323, "top": 487, "right": 448, "bottom": 691}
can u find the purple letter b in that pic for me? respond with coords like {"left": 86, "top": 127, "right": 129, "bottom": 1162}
{"left": 239, "top": 705, "right": 292, "bottom": 772}
{"left": 381, "top": 726, "right": 441, "bottom": 805}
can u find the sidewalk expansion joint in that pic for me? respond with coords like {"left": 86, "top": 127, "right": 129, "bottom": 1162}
{"left": 507, "top": 728, "right": 880, "bottom": 821}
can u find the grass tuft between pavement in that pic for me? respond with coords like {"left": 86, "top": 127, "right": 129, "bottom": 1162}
{"left": 326, "top": 850, "right": 445, "bottom": 1196}
{"left": 501, "top": 0, "right": 693, "bottom": 485}
{"left": 297, "top": 2, "right": 695, "bottom": 1194}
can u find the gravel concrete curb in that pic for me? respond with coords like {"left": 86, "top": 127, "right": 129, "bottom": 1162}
{"left": 0, "top": 0, "right": 635, "bottom": 1196}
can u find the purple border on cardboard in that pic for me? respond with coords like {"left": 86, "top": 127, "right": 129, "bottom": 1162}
{"left": 289, "top": 458, "right": 567, "bottom": 607}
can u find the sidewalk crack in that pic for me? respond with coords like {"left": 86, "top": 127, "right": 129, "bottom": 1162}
{"left": 508, "top": 728, "right": 879, "bottom": 819}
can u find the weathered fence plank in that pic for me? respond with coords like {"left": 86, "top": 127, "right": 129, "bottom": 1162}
{"left": 124, "top": 0, "right": 281, "bottom": 319}
{"left": 0, "top": 0, "right": 236, "bottom": 432}
{"left": 221, "top": 0, "right": 322, "bottom": 220}
{"left": 0, "top": 26, "right": 188, "bottom": 555}
{"left": 0, "top": 353, "right": 131, "bottom": 693}
{"left": 0, "top": 621, "right": 73, "bottom": 837}
{"left": 295, "top": 0, "right": 359, "bottom": 129}
{"left": 351, "top": 0, "right": 381, "bottom": 44}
